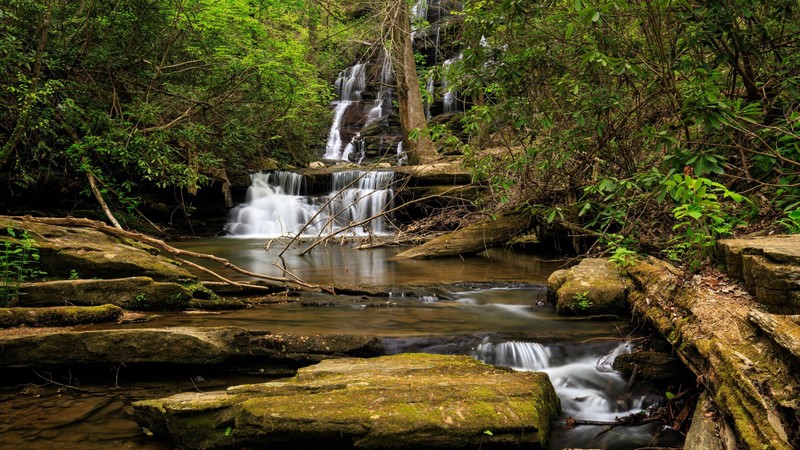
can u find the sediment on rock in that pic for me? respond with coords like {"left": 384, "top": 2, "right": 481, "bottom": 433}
{"left": 133, "top": 353, "right": 560, "bottom": 449}
{"left": 0, "top": 304, "right": 122, "bottom": 328}
{"left": 18, "top": 277, "right": 192, "bottom": 310}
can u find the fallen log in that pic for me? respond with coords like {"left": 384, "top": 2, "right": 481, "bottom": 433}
{"left": 391, "top": 211, "right": 532, "bottom": 260}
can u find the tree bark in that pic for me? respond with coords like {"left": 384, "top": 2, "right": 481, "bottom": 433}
{"left": 383, "top": 0, "right": 438, "bottom": 165}
{"left": 391, "top": 212, "right": 532, "bottom": 260}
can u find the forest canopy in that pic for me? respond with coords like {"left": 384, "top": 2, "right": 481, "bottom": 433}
{"left": 1, "top": 0, "right": 799, "bottom": 266}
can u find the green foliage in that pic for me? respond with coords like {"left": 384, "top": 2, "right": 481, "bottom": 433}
{"left": 1, "top": 227, "right": 46, "bottom": 307}
{"left": 452, "top": 0, "right": 799, "bottom": 263}
{"left": 778, "top": 209, "right": 800, "bottom": 234}
{"left": 572, "top": 291, "right": 593, "bottom": 311}
{"left": 661, "top": 174, "right": 746, "bottom": 271}
{"left": 1, "top": 0, "right": 335, "bottom": 210}
{"left": 69, "top": 269, "right": 79, "bottom": 280}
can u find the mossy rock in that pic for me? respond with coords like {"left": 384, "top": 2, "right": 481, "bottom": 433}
{"left": 18, "top": 277, "right": 191, "bottom": 310}
{"left": 1, "top": 217, "right": 195, "bottom": 282}
{"left": 0, "top": 304, "right": 122, "bottom": 328}
{"left": 134, "top": 353, "right": 560, "bottom": 449}
{"left": 547, "top": 258, "right": 628, "bottom": 316}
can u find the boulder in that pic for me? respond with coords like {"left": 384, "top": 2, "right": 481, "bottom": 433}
{"left": 611, "top": 351, "right": 693, "bottom": 385}
{"left": 0, "top": 327, "right": 385, "bottom": 369}
{"left": 1, "top": 216, "right": 195, "bottom": 282}
{"left": 133, "top": 353, "right": 560, "bottom": 449}
{"left": 717, "top": 235, "right": 800, "bottom": 313}
{"left": 18, "top": 277, "right": 191, "bottom": 310}
{"left": 547, "top": 258, "right": 628, "bottom": 316}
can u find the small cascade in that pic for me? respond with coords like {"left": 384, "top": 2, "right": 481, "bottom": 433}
{"left": 474, "top": 341, "right": 551, "bottom": 371}
{"left": 441, "top": 54, "right": 463, "bottom": 113}
{"left": 324, "top": 64, "right": 366, "bottom": 161}
{"left": 364, "top": 49, "right": 395, "bottom": 127}
{"left": 474, "top": 341, "right": 657, "bottom": 427}
{"left": 224, "top": 170, "right": 395, "bottom": 238}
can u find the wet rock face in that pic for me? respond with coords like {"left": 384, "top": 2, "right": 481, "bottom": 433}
{"left": 717, "top": 235, "right": 800, "bottom": 313}
{"left": 547, "top": 258, "right": 628, "bottom": 317}
{"left": 134, "top": 353, "right": 560, "bottom": 449}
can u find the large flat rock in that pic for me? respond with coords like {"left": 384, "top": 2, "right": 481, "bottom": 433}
{"left": 134, "top": 353, "right": 559, "bottom": 449}
{"left": 0, "top": 327, "right": 384, "bottom": 368}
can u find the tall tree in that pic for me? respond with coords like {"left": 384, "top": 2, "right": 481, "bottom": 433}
{"left": 381, "top": 0, "right": 438, "bottom": 165}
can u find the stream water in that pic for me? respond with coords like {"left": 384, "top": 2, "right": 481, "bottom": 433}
{"left": 0, "top": 237, "right": 677, "bottom": 449}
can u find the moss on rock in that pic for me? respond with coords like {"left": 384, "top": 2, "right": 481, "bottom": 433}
{"left": 133, "top": 353, "right": 560, "bottom": 449}
{"left": 547, "top": 258, "right": 628, "bottom": 316}
{"left": 0, "top": 304, "right": 122, "bottom": 328}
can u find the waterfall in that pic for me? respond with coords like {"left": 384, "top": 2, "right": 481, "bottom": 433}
{"left": 473, "top": 341, "right": 649, "bottom": 424}
{"left": 442, "top": 55, "right": 462, "bottom": 114}
{"left": 364, "top": 49, "right": 394, "bottom": 127}
{"left": 474, "top": 341, "right": 551, "bottom": 371}
{"left": 224, "top": 170, "right": 395, "bottom": 238}
{"left": 324, "top": 64, "right": 366, "bottom": 161}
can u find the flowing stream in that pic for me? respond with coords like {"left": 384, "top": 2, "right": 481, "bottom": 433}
{"left": 1, "top": 237, "right": 673, "bottom": 449}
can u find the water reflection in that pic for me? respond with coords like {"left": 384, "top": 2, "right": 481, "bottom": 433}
{"left": 172, "top": 238, "right": 564, "bottom": 285}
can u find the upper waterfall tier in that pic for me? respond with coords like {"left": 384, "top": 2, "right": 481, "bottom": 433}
{"left": 224, "top": 170, "right": 395, "bottom": 238}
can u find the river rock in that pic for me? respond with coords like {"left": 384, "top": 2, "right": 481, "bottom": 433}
{"left": 133, "top": 353, "right": 560, "bottom": 449}
{"left": 1, "top": 216, "right": 195, "bottom": 282}
{"left": 717, "top": 235, "right": 800, "bottom": 313}
{"left": 547, "top": 258, "right": 628, "bottom": 316}
{"left": 611, "top": 351, "right": 693, "bottom": 385}
{"left": 18, "top": 277, "right": 192, "bottom": 310}
{"left": 0, "top": 327, "right": 384, "bottom": 368}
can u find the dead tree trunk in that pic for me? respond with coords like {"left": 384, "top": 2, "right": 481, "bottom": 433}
{"left": 391, "top": 211, "right": 533, "bottom": 260}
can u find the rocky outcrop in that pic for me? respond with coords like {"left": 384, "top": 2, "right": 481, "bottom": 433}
{"left": 547, "top": 258, "right": 629, "bottom": 316}
{"left": 627, "top": 258, "right": 799, "bottom": 450}
{"left": 717, "top": 235, "right": 800, "bottom": 313}
{"left": 18, "top": 277, "right": 192, "bottom": 310}
{"left": 133, "top": 353, "right": 560, "bottom": 449}
{"left": 1, "top": 216, "right": 195, "bottom": 282}
{"left": 0, "top": 327, "right": 384, "bottom": 369}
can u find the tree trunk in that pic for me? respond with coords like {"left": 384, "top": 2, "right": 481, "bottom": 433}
{"left": 391, "top": 212, "right": 532, "bottom": 260}
{"left": 384, "top": 0, "right": 438, "bottom": 165}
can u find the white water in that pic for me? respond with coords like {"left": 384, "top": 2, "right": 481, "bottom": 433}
{"left": 474, "top": 341, "right": 655, "bottom": 424}
{"left": 324, "top": 64, "right": 366, "bottom": 161}
{"left": 442, "top": 54, "right": 462, "bottom": 113}
{"left": 224, "top": 170, "right": 395, "bottom": 238}
{"left": 365, "top": 49, "right": 394, "bottom": 127}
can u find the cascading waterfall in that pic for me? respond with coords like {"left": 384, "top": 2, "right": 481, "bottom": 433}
{"left": 324, "top": 64, "right": 366, "bottom": 161}
{"left": 473, "top": 340, "right": 661, "bottom": 446}
{"left": 224, "top": 170, "right": 395, "bottom": 238}
{"left": 364, "top": 49, "right": 395, "bottom": 127}
{"left": 442, "top": 54, "right": 463, "bottom": 113}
